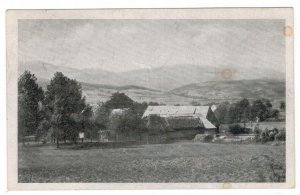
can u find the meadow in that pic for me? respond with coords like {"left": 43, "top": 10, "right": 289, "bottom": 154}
{"left": 18, "top": 141, "right": 285, "bottom": 183}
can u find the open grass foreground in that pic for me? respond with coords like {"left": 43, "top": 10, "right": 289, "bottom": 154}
{"left": 18, "top": 142, "right": 285, "bottom": 183}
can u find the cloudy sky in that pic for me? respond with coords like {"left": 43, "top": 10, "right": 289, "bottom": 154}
{"left": 18, "top": 19, "right": 285, "bottom": 73}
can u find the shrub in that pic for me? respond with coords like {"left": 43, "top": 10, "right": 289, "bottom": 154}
{"left": 268, "top": 128, "right": 279, "bottom": 141}
{"left": 275, "top": 131, "right": 286, "bottom": 141}
{"left": 259, "top": 129, "right": 269, "bottom": 143}
{"left": 229, "top": 124, "right": 250, "bottom": 135}
{"left": 254, "top": 127, "right": 285, "bottom": 143}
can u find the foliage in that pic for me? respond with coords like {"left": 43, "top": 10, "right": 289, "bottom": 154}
{"left": 116, "top": 108, "right": 146, "bottom": 136}
{"left": 94, "top": 102, "right": 110, "bottom": 128}
{"left": 214, "top": 102, "right": 231, "bottom": 124}
{"left": 280, "top": 101, "right": 285, "bottom": 111}
{"left": 215, "top": 98, "right": 281, "bottom": 124}
{"left": 250, "top": 98, "right": 272, "bottom": 121}
{"left": 269, "top": 109, "right": 280, "bottom": 121}
{"left": 229, "top": 124, "right": 250, "bottom": 135}
{"left": 44, "top": 72, "right": 89, "bottom": 144}
{"left": 18, "top": 71, "right": 44, "bottom": 143}
{"left": 36, "top": 119, "right": 51, "bottom": 141}
{"left": 275, "top": 131, "right": 286, "bottom": 141}
{"left": 105, "top": 92, "right": 134, "bottom": 109}
{"left": 254, "top": 127, "right": 285, "bottom": 143}
{"left": 94, "top": 93, "right": 155, "bottom": 129}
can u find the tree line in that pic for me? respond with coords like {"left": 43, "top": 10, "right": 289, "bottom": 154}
{"left": 214, "top": 98, "right": 285, "bottom": 124}
{"left": 18, "top": 71, "right": 160, "bottom": 146}
{"left": 18, "top": 71, "right": 94, "bottom": 147}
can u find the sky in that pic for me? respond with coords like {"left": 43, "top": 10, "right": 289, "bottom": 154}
{"left": 18, "top": 19, "right": 285, "bottom": 73}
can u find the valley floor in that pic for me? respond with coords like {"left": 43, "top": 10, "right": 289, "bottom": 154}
{"left": 18, "top": 141, "right": 285, "bottom": 183}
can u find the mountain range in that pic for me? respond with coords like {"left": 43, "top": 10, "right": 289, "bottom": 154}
{"left": 19, "top": 61, "right": 284, "bottom": 91}
{"left": 19, "top": 61, "right": 285, "bottom": 107}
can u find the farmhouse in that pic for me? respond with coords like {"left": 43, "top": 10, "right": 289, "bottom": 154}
{"left": 142, "top": 106, "right": 220, "bottom": 142}
{"left": 103, "top": 106, "right": 219, "bottom": 144}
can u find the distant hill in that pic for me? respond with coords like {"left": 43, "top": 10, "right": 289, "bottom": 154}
{"left": 36, "top": 77, "right": 285, "bottom": 108}
{"left": 20, "top": 61, "right": 285, "bottom": 107}
{"left": 19, "top": 61, "right": 285, "bottom": 91}
{"left": 170, "top": 79, "right": 285, "bottom": 103}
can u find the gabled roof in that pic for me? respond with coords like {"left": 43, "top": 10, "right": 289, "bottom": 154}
{"left": 199, "top": 116, "right": 216, "bottom": 129}
{"left": 142, "top": 106, "right": 210, "bottom": 118}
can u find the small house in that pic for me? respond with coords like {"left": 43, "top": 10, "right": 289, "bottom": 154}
{"left": 142, "top": 106, "right": 219, "bottom": 142}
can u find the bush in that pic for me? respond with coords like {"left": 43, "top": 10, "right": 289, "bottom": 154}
{"left": 254, "top": 128, "right": 285, "bottom": 143}
{"left": 259, "top": 129, "right": 269, "bottom": 143}
{"left": 229, "top": 124, "right": 250, "bottom": 135}
{"left": 275, "top": 131, "right": 285, "bottom": 141}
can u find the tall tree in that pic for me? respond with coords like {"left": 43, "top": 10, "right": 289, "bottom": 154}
{"left": 44, "top": 72, "right": 87, "bottom": 146}
{"left": 236, "top": 98, "right": 251, "bottom": 124}
{"left": 251, "top": 99, "right": 272, "bottom": 121}
{"left": 18, "top": 71, "right": 44, "bottom": 144}
{"left": 214, "top": 102, "right": 231, "bottom": 124}
{"left": 94, "top": 92, "right": 135, "bottom": 128}
{"left": 105, "top": 92, "right": 135, "bottom": 109}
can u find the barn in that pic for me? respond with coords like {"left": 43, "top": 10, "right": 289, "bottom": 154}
{"left": 142, "top": 106, "right": 220, "bottom": 143}
{"left": 102, "top": 106, "right": 219, "bottom": 144}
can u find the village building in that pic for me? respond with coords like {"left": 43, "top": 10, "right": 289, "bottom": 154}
{"left": 101, "top": 106, "right": 219, "bottom": 144}
{"left": 142, "top": 106, "right": 219, "bottom": 143}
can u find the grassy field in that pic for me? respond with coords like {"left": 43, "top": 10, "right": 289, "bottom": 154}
{"left": 18, "top": 142, "right": 285, "bottom": 183}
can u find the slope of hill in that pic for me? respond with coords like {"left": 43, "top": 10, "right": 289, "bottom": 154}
{"left": 122, "top": 65, "right": 285, "bottom": 90}
{"left": 18, "top": 61, "right": 124, "bottom": 86}
{"left": 170, "top": 79, "right": 285, "bottom": 102}
{"left": 37, "top": 77, "right": 285, "bottom": 108}
{"left": 21, "top": 61, "right": 285, "bottom": 107}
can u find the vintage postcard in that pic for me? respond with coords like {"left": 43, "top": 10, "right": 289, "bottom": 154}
{"left": 6, "top": 8, "right": 294, "bottom": 189}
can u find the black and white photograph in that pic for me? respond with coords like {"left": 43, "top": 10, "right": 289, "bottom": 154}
{"left": 6, "top": 8, "right": 294, "bottom": 189}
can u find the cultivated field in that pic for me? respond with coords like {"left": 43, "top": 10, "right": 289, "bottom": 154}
{"left": 18, "top": 142, "right": 285, "bottom": 183}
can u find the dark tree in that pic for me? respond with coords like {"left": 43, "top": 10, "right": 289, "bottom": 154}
{"left": 105, "top": 92, "right": 134, "bottom": 109}
{"left": 271, "top": 109, "right": 280, "bottom": 120}
{"left": 236, "top": 98, "right": 251, "bottom": 127}
{"left": 228, "top": 104, "right": 239, "bottom": 123}
{"left": 280, "top": 101, "right": 286, "bottom": 111}
{"left": 214, "top": 102, "right": 231, "bottom": 124}
{"left": 36, "top": 119, "right": 51, "bottom": 142}
{"left": 94, "top": 102, "right": 110, "bottom": 128}
{"left": 44, "top": 72, "right": 87, "bottom": 146}
{"left": 117, "top": 108, "right": 145, "bottom": 136}
{"left": 251, "top": 99, "right": 272, "bottom": 121}
{"left": 94, "top": 92, "right": 136, "bottom": 128}
{"left": 80, "top": 105, "right": 96, "bottom": 142}
{"left": 18, "top": 71, "right": 44, "bottom": 144}
{"left": 132, "top": 102, "right": 148, "bottom": 117}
